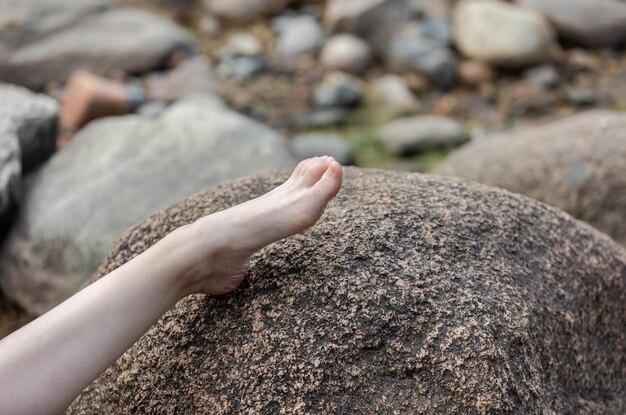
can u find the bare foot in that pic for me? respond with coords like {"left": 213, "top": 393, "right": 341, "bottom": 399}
{"left": 179, "top": 156, "right": 343, "bottom": 296}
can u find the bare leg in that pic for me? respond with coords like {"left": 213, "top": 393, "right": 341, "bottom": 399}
{"left": 0, "top": 157, "right": 343, "bottom": 415}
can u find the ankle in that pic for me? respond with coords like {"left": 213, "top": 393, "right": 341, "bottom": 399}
{"left": 153, "top": 222, "right": 219, "bottom": 298}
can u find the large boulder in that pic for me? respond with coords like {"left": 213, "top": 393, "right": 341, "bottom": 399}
{"left": 69, "top": 168, "right": 625, "bottom": 414}
{"left": 0, "top": 0, "right": 194, "bottom": 89}
{"left": 0, "top": 83, "right": 57, "bottom": 226}
{"left": 0, "top": 97, "right": 297, "bottom": 315}
{"left": 453, "top": 0, "right": 555, "bottom": 67}
{"left": 519, "top": 0, "right": 626, "bottom": 47}
{"left": 435, "top": 110, "right": 626, "bottom": 247}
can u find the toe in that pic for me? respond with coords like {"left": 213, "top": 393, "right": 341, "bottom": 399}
{"left": 298, "top": 157, "right": 321, "bottom": 178}
{"left": 291, "top": 158, "right": 312, "bottom": 178}
{"left": 301, "top": 158, "right": 331, "bottom": 187}
{"left": 313, "top": 161, "right": 343, "bottom": 199}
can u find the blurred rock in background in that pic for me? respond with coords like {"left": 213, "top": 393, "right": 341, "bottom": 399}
{"left": 0, "top": 84, "right": 58, "bottom": 228}
{"left": 453, "top": 0, "right": 556, "bottom": 67}
{"left": 0, "top": 96, "right": 296, "bottom": 315}
{"left": 202, "top": 0, "right": 288, "bottom": 23}
{"left": 435, "top": 111, "right": 626, "bottom": 247}
{"left": 378, "top": 115, "right": 468, "bottom": 155}
{"left": 0, "top": 0, "right": 195, "bottom": 89}
{"left": 324, "top": 0, "right": 409, "bottom": 54}
{"left": 518, "top": 0, "right": 626, "bottom": 47}
{"left": 290, "top": 132, "right": 355, "bottom": 165}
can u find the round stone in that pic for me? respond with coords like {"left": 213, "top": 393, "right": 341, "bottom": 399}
{"left": 320, "top": 34, "right": 372, "bottom": 74}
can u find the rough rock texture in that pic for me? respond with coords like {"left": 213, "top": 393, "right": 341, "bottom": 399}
{"left": 453, "top": 0, "right": 555, "bottom": 66}
{"left": 0, "top": 83, "right": 58, "bottom": 225}
{"left": 435, "top": 110, "right": 626, "bottom": 247}
{"left": 519, "top": 0, "right": 626, "bottom": 47}
{"left": 0, "top": 97, "right": 296, "bottom": 315}
{"left": 70, "top": 168, "right": 625, "bottom": 414}
{"left": 0, "top": 0, "right": 194, "bottom": 89}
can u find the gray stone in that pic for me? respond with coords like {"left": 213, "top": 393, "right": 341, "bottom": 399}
{"left": 324, "top": 0, "right": 410, "bottom": 54}
{"left": 0, "top": 96, "right": 297, "bottom": 315}
{"left": 202, "top": 0, "right": 287, "bottom": 23}
{"left": 274, "top": 15, "right": 325, "bottom": 63}
{"left": 313, "top": 72, "right": 363, "bottom": 109}
{"left": 69, "top": 168, "right": 626, "bottom": 414}
{"left": 408, "top": 0, "right": 428, "bottom": 16}
{"left": 136, "top": 101, "right": 169, "bottom": 118}
{"left": 158, "top": 0, "right": 195, "bottom": 6}
{"left": 0, "top": 4, "right": 195, "bottom": 90}
{"left": 297, "top": 109, "right": 351, "bottom": 128}
{"left": 370, "top": 74, "right": 420, "bottom": 115}
{"left": 0, "top": 84, "right": 57, "bottom": 225}
{"left": 217, "top": 56, "right": 266, "bottom": 84}
{"left": 386, "top": 34, "right": 457, "bottom": 87}
{"left": 501, "top": 80, "right": 557, "bottom": 114}
{"left": 378, "top": 115, "right": 468, "bottom": 155}
{"left": 519, "top": 0, "right": 626, "bottom": 47}
{"left": 453, "top": 0, "right": 555, "bottom": 67}
{"left": 524, "top": 64, "right": 560, "bottom": 89}
{"left": 419, "top": 0, "right": 454, "bottom": 19}
{"left": 198, "top": 16, "right": 222, "bottom": 38}
{"left": 146, "top": 56, "right": 217, "bottom": 102}
{"left": 0, "top": 0, "right": 111, "bottom": 48}
{"left": 418, "top": 18, "right": 452, "bottom": 45}
{"left": 564, "top": 87, "right": 596, "bottom": 107}
{"left": 0, "top": 131, "right": 19, "bottom": 227}
{"left": 435, "top": 110, "right": 626, "bottom": 247}
{"left": 219, "top": 33, "right": 263, "bottom": 57}
{"left": 320, "top": 34, "right": 372, "bottom": 74}
{"left": 290, "top": 133, "right": 354, "bottom": 165}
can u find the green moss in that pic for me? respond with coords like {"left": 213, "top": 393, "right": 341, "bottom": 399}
{"left": 305, "top": 103, "right": 456, "bottom": 172}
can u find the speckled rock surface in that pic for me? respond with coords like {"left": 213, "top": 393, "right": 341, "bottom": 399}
{"left": 70, "top": 168, "right": 625, "bottom": 414}
{"left": 435, "top": 110, "right": 626, "bottom": 247}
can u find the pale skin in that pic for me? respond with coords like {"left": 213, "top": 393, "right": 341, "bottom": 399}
{"left": 0, "top": 156, "right": 343, "bottom": 415}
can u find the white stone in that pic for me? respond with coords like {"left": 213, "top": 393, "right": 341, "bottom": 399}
{"left": 453, "top": 0, "right": 555, "bottom": 66}
{"left": 321, "top": 34, "right": 372, "bottom": 74}
{"left": 370, "top": 75, "right": 420, "bottom": 115}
